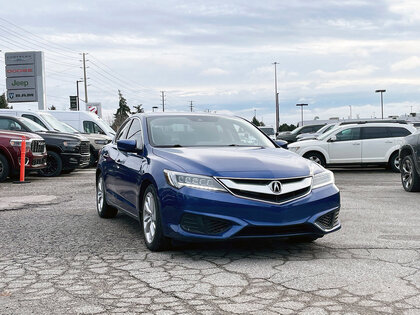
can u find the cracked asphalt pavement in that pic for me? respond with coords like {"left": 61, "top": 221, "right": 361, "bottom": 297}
{"left": 0, "top": 168, "right": 419, "bottom": 314}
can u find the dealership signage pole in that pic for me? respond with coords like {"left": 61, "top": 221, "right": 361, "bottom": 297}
{"left": 5, "top": 51, "right": 46, "bottom": 110}
{"left": 296, "top": 103, "right": 308, "bottom": 126}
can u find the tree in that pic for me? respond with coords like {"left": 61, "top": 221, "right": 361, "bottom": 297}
{"left": 278, "top": 123, "right": 297, "bottom": 132}
{"left": 49, "top": 105, "right": 56, "bottom": 110}
{"left": 0, "top": 93, "right": 9, "bottom": 109}
{"left": 252, "top": 116, "right": 264, "bottom": 126}
{"left": 111, "top": 90, "right": 131, "bottom": 130}
{"left": 132, "top": 104, "right": 144, "bottom": 114}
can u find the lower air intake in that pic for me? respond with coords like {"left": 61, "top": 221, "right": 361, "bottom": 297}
{"left": 315, "top": 209, "right": 340, "bottom": 231}
{"left": 180, "top": 213, "right": 232, "bottom": 235}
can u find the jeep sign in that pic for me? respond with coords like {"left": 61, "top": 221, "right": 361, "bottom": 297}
{"left": 6, "top": 77, "right": 36, "bottom": 90}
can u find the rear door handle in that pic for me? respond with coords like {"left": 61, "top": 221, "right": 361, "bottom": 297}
{"left": 353, "top": 143, "right": 360, "bottom": 145}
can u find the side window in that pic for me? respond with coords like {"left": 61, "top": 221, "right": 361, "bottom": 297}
{"left": 362, "top": 127, "right": 389, "bottom": 140}
{"left": 0, "top": 118, "right": 23, "bottom": 131}
{"left": 93, "top": 123, "right": 105, "bottom": 135}
{"left": 126, "top": 119, "right": 143, "bottom": 148}
{"left": 335, "top": 128, "right": 361, "bottom": 142}
{"left": 388, "top": 127, "right": 411, "bottom": 138}
{"left": 115, "top": 121, "right": 131, "bottom": 141}
{"left": 299, "top": 126, "right": 312, "bottom": 134}
{"left": 22, "top": 114, "right": 47, "bottom": 129}
{"left": 83, "top": 121, "right": 94, "bottom": 133}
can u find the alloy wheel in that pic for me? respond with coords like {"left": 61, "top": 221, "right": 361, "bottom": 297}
{"left": 309, "top": 156, "right": 322, "bottom": 165}
{"left": 143, "top": 192, "right": 157, "bottom": 244}
{"left": 45, "top": 154, "right": 58, "bottom": 175}
{"left": 97, "top": 177, "right": 104, "bottom": 211}
{"left": 402, "top": 158, "right": 413, "bottom": 189}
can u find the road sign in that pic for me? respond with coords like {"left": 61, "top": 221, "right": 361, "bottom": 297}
{"left": 5, "top": 64, "right": 35, "bottom": 77}
{"left": 86, "top": 102, "right": 102, "bottom": 118}
{"left": 6, "top": 77, "right": 36, "bottom": 90}
{"left": 7, "top": 89, "right": 37, "bottom": 102}
{"left": 70, "top": 96, "right": 77, "bottom": 110}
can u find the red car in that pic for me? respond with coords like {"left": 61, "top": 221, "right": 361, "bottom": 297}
{"left": 0, "top": 130, "right": 47, "bottom": 182}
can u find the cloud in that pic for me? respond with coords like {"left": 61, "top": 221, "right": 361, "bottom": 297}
{"left": 391, "top": 56, "right": 420, "bottom": 71}
{"left": 311, "top": 66, "right": 377, "bottom": 78}
{"left": 201, "top": 68, "right": 229, "bottom": 76}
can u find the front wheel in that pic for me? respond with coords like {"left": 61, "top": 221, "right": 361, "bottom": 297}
{"left": 96, "top": 175, "right": 118, "bottom": 218}
{"left": 304, "top": 152, "right": 326, "bottom": 167}
{"left": 0, "top": 154, "right": 10, "bottom": 182}
{"left": 141, "top": 185, "right": 170, "bottom": 251}
{"left": 38, "top": 151, "right": 63, "bottom": 177}
{"left": 400, "top": 155, "right": 420, "bottom": 192}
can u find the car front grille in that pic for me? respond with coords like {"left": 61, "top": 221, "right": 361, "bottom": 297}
{"left": 235, "top": 224, "right": 313, "bottom": 237}
{"left": 315, "top": 209, "right": 340, "bottom": 231}
{"left": 31, "top": 140, "right": 45, "bottom": 153}
{"left": 32, "top": 157, "right": 47, "bottom": 166}
{"left": 180, "top": 213, "right": 232, "bottom": 235}
{"left": 216, "top": 176, "right": 312, "bottom": 204}
{"left": 80, "top": 141, "right": 90, "bottom": 155}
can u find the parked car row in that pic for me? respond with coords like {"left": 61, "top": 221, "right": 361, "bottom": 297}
{"left": 0, "top": 109, "right": 114, "bottom": 182}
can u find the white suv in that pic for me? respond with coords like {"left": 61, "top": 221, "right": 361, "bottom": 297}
{"left": 287, "top": 122, "right": 417, "bottom": 172}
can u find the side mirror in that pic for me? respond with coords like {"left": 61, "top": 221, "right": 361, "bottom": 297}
{"left": 328, "top": 135, "right": 337, "bottom": 142}
{"left": 117, "top": 139, "right": 137, "bottom": 152}
{"left": 275, "top": 140, "right": 288, "bottom": 148}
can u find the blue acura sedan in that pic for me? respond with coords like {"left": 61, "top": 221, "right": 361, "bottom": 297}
{"left": 96, "top": 113, "right": 340, "bottom": 251}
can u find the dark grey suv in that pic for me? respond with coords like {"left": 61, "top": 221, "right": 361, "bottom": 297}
{"left": 399, "top": 131, "right": 420, "bottom": 192}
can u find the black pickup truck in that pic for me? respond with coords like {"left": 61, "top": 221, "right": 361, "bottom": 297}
{"left": 0, "top": 115, "right": 90, "bottom": 176}
{"left": 399, "top": 131, "right": 420, "bottom": 192}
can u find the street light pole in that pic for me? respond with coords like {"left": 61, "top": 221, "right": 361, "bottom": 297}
{"left": 273, "top": 62, "right": 279, "bottom": 134}
{"left": 375, "top": 89, "right": 386, "bottom": 119}
{"left": 152, "top": 106, "right": 158, "bottom": 112}
{"left": 296, "top": 103, "right": 308, "bottom": 126}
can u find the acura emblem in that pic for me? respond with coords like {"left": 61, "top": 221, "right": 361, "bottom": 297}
{"left": 269, "top": 181, "right": 282, "bottom": 194}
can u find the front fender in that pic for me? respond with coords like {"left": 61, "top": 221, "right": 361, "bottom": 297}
{"left": 299, "top": 146, "right": 330, "bottom": 163}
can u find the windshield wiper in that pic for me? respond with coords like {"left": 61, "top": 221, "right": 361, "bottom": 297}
{"left": 156, "top": 144, "right": 183, "bottom": 148}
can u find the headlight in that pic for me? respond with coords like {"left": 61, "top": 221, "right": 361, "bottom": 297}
{"left": 10, "top": 139, "right": 31, "bottom": 151}
{"left": 95, "top": 139, "right": 111, "bottom": 145}
{"left": 63, "top": 141, "right": 80, "bottom": 147}
{"left": 164, "top": 170, "right": 226, "bottom": 192}
{"left": 288, "top": 146, "right": 300, "bottom": 152}
{"left": 312, "top": 169, "right": 335, "bottom": 189}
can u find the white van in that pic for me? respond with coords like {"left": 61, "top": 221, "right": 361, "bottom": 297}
{"left": 46, "top": 111, "right": 116, "bottom": 138}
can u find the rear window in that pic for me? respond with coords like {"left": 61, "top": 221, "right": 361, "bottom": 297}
{"left": 388, "top": 127, "right": 411, "bottom": 138}
{"left": 361, "top": 127, "right": 389, "bottom": 140}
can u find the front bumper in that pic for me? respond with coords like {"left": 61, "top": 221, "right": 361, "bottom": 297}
{"left": 159, "top": 184, "right": 341, "bottom": 241}
{"left": 18, "top": 153, "right": 47, "bottom": 170}
{"left": 61, "top": 153, "right": 90, "bottom": 170}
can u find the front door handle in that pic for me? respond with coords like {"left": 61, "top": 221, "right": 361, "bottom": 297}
{"left": 353, "top": 143, "right": 360, "bottom": 145}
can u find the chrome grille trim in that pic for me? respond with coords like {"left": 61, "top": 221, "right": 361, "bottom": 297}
{"left": 215, "top": 176, "right": 312, "bottom": 205}
{"left": 80, "top": 141, "right": 90, "bottom": 155}
{"left": 31, "top": 140, "right": 46, "bottom": 153}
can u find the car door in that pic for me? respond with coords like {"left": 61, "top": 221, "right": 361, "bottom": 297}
{"left": 361, "top": 127, "right": 392, "bottom": 163}
{"left": 113, "top": 118, "right": 146, "bottom": 216}
{"left": 328, "top": 127, "right": 361, "bottom": 164}
{"left": 103, "top": 121, "right": 130, "bottom": 206}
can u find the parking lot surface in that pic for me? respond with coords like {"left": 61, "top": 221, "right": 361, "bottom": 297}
{"left": 0, "top": 169, "right": 419, "bottom": 314}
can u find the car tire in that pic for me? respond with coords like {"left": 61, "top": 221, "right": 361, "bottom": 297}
{"left": 388, "top": 152, "right": 400, "bottom": 173}
{"left": 303, "top": 152, "right": 326, "bottom": 167}
{"left": 61, "top": 168, "right": 76, "bottom": 174}
{"left": 141, "top": 185, "right": 170, "bottom": 251}
{"left": 0, "top": 153, "right": 10, "bottom": 182}
{"left": 38, "top": 151, "right": 63, "bottom": 177}
{"left": 96, "top": 175, "right": 118, "bottom": 218}
{"left": 400, "top": 155, "right": 420, "bottom": 192}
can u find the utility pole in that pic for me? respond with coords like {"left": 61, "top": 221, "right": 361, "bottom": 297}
{"left": 375, "top": 89, "right": 386, "bottom": 119}
{"left": 273, "top": 62, "right": 279, "bottom": 134}
{"left": 161, "top": 91, "right": 165, "bottom": 112}
{"left": 82, "top": 53, "right": 88, "bottom": 104}
{"left": 189, "top": 101, "right": 194, "bottom": 112}
{"left": 76, "top": 80, "right": 83, "bottom": 111}
{"left": 296, "top": 103, "right": 308, "bottom": 126}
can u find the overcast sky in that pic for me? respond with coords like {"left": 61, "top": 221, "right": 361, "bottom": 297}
{"left": 1, "top": 0, "right": 420, "bottom": 125}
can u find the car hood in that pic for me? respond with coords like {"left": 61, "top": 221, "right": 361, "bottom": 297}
{"left": 288, "top": 139, "right": 322, "bottom": 147}
{"left": 0, "top": 130, "right": 43, "bottom": 141}
{"left": 36, "top": 131, "right": 87, "bottom": 142}
{"left": 152, "top": 146, "right": 312, "bottom": 178}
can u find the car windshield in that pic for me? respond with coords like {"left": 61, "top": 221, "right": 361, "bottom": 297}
{"left": 18, "top": 117, "right": 48, "bottom": 132}
{"left": 318, "top": 126, "right": 342, "bottom": 141}
{"left": 96, "top": 118, "right": 116, "bottom": 136}
{"left": 58, "top": 121, "right": 79, "bottom": 134}
{"left": 147, "top": 115, "right": 275, "bottom": 148}
{"left": 40, "top": 113, "right": 68, "bottom": 131}
{"left": 259, "top": 127, "right": 274, "bottom": 136}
